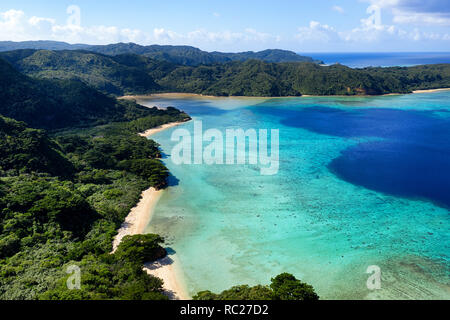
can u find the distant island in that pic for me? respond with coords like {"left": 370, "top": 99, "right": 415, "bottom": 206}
{"left": 0, "top": 41, "right": 448, "bottom": 97}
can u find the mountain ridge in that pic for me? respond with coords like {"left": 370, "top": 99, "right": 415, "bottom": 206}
{"left": 0, "top": 40, "right": 321, "bottom": 66}
{"left": 1, "top": 47, "right": 449, "bottom": 98}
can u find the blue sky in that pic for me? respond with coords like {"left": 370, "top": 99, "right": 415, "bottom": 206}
{"left": 0, "top": 0, "right": 449, "bottom": 52}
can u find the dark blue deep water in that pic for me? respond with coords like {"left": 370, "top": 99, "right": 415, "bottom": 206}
{"left": 258, "top": 105, "right": 450, "bottom": 209}
{"left": 140, "top": 94, "right": 450, "bottom": 299}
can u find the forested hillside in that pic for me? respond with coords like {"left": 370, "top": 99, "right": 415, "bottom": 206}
{"left": 0, "top": 41, "right": 319, "bottom": 65}
{"left": 0, "top": 106, "right": 190, "bottom": 300}
{"left": 0, "top": 57, "right": 161, "bottom": 128}
{"left": 0, "top": 50, "right": 160, "bottom": 96}
{"left": 3, "top": 49, "right": 449, "bottom": 98}
{"left": 0, "top": 55, "right": 194, "bottom": 299}
{"left": 0, "top": 113, "right": 187, "bottom": 299}
{"left": 87, "top": 43, "right": 320, "bottom": 65}
{"left": 156, "top": 60, "right": 450, "bottom": 96}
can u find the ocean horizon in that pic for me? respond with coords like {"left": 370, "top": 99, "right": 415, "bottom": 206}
{"left": 302, "top": 52, "right": 450, "bottom": 68}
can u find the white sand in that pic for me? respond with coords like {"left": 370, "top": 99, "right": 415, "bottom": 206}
{"left": 122, "top": 88, "right": 450, "bottom": 101}
{"left": 412, "top": 88, "right": 450, "bottom": 94}
{"left": 144, "top": 256, "right": 190, "bottom": 300}
{"left": 112, "top": 187, "right": 164, "bottom": 252}
{"left": 112, "top": 122, "right": 192, "bottom": 300}
{"left": 139, "top": 121, "right": 188, "bottom": 138}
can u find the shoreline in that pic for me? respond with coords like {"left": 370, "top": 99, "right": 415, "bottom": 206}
{"left": 113, "top": 121, "right": 191, "bottom": 300}
{"left": 412, "top": 88, "right": 450, "bottom": 94}
{"left": 121, "top": 88, "right": 450, "bottom": 101}
{"left": 112, "top": 187, "right": 164, "bottom": 252}
{"left": 115, "top": 89, "right": 450, "bottom": 300}
{"left": 139, "top": 121, "right": 189, "bottom": 138}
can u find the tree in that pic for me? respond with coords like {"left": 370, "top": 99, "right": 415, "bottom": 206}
{"left": 114, "top": 234, "right": 166, "bottom": 264}
{"left": 270, "top": 273, "right": 319, "bottom": 301}
{"left": 193, "top": 273, "right": 319, "bottom": 301}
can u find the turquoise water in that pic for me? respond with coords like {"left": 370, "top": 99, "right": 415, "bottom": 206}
{"left": 141, "top": 93, "right": 450, "bottom": 300}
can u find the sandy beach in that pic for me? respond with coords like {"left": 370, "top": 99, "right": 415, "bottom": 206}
{"left": 121, "top": 93, "right": 219, "bottom": 100}
{"left": 139, "top": 121, "right": 188, "bottom": 138}
{"left": 113, "top": 121, "right": 191, "bottom": 300}
{"left": 122, "top": 88, "right": 450, "bottom": 102}
{"left": 112, "top": 187, "right": 164, "bottom": 252}
{"left": 412, "top": 88, "right": 450, "bottom": 94}
{"left": 144, "top": 256, "right": 190, "bottom": 300}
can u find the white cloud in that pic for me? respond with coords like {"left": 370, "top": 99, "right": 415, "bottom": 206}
{"left": 1, "top": 6, "right": 449, "bottom": 52}
{"left": 342, "top": 22, "right": 398, "bottom": 42}
{"left": 153, "top": 28, "right": 181, "bottom": 42}
{"left": 293, "top": 1, "right": 450, "bottom": 47}
{"left": 332, "top": 5, "right": 345, "bottom": 14}
{"left": 0, "top": 8, "right": 281, "bottom": 50}
{"left": 28, "top": 16, "right": 56, "bottom": 26}
{"left": 364, "top": 0, "right": 450, "bottom": 26}
{"left": 295, "top": 21, "right": 338, "bottom": 43}
{"left": 295, "top": 14, "right": 450, "bottom": 47}
{"left": 0, "top": 10, "right": 27, "bottom": 40}
{"left": 392, "top": 10, "right": 450, "bottom": 26}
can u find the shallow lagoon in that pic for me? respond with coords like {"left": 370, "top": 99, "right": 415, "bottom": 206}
{"left": 141, "top": 92, "right": 450, "bottom": 299}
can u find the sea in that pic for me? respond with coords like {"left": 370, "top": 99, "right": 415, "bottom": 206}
{"left": 138, "top": 91, "right": 450, "bottom": 300}
{"left": 302, "top": 52, "right": 450, "bottom": 68}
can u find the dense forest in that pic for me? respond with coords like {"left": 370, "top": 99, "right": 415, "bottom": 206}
{"left": 0, "top": 102, "right": 190, "bottom": 299}
{"left": 194, "top": 273, "right": 319, "bottom": 300}
{"left": 0, "top": 118, "right": 179, "bottom": 299}
{"left": 0, "top": 56, "right": 193, "bottom": 299}
{"left": 0, "top": 50, "right": 161, "bottom": 97}
{"left": 2, "top": 48, "right": 449, "bottom": 97}
{"left": 0, "top": 41, "right": 320, "bottom": 66}
{"left": 0, "top": 57, "right": 164, "bottom": 128}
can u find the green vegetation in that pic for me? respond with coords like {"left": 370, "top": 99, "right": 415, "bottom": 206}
{"left": 157, "top": 60, "right": 450, "bottom": 96}
{"left": 0, "top": 117, "right": 74, "bottom": 177}
{"left": 87, "top": 43, "right": 320, "bottom": 65}
{"left": 0, "top": 107, "right": 187, "bottom": 299}
{"left": 114, "top": 234, "right": 167, "bottom": 265}
{"left": 194, "top": 273, "right": 319, "bottom": 301}
{"left": 0, "top": 112, "right": 187, "bottom": 299}
{"left": 0, "top": 41, "right": 319, "bottom": 65}
{"left": 0, "top": 59, "right": 191, "bottom": 299}
{"left": 40, "top": 234, "right": 168, "bottom": 300}
{"left": 3, "top": 49, "right": 449, "bottom": 97}
{"left": 0, "top": 57, "right": 165, "bottom": 129}
{"left": 0, "top": 49, "right": 160, "bottom": 95}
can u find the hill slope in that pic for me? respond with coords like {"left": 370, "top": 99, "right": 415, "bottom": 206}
{"left": 0, "top": 116, "right": 74, "bottom": 176}
{"left": 2, "top": 49, "right": 449, "bottom": 98}
{"left": 157, "top": 60, "right": 450, "bottom": 96}
{"left": 0, "top": 41, "right": 319, "bottom": 65}
{"left": 0, "top": 50, "right": 160, "bottom": 95}
{"left": 0, "top": 57, "right": 159, "bottom": 129}
{"left": 0, "top": 40, "right": 89, "bottom": 52}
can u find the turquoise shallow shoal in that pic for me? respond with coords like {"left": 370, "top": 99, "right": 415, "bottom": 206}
{"left": 142, "top": 93, "right": 450, "bottom": 300}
